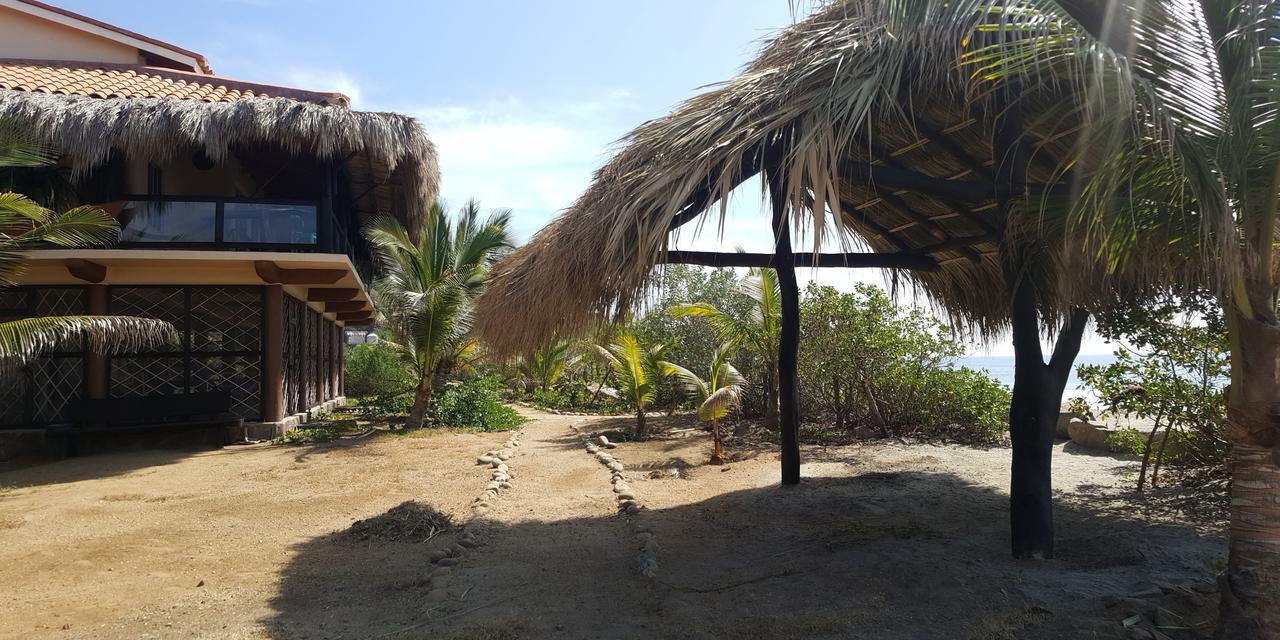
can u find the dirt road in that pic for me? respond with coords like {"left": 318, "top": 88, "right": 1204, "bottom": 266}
{"left": 0, "top": 409, "right": 1226, "bottom": 639}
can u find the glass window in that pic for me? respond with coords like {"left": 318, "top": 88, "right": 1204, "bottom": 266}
{"left": 223, "top": 203, "right": 317, "bottom": 245}
{"left": 119, "top": 201, "right": 216, "bottom": 243}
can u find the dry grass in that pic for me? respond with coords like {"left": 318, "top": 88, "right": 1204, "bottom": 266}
{"left": 340, "top": 500, "right": 453, "bottom": 544}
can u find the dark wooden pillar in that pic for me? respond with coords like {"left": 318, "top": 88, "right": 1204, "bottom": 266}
{"left": 262, "top": 285, "right": 284, "bottom": 422}
{"left": 85, "top": 285, "right": 108, "bottom": 399}
{"left": 769, "top": 174, "right": 802, "bottom": 486}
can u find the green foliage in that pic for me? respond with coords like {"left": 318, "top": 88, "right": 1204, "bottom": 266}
{"left": 275, "top": 426, "right": 340, "bottom": 445}
{"left": 1064, "top": 397, "right": 1094, "bottom": 420}
{"left": 433, "top": 376, "right": 526, "bottom": 432}
{"left": 354, "top": 393, "right": 414, "bottom": 421}
{"left": 344, "top": 343, "right": 415, "bottom": 400}
{"left": 515, "top": 339, "right": 583, "bottom": 393}
{"left": 798, "top": 283, "right": 1010, "bottom": 443}
{"left": 366, "top": 200, "right": 512, "bottom": 428}
{"left": 1077, "top": 288, "right": 1229, "bottom": 470}
{"left": 1106, "top": 428, "right": 1148, "bottom": 457}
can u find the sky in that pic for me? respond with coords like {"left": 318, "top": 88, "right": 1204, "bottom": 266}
{"left": 58, "top": 0, "right": 1115, "bottom": 355}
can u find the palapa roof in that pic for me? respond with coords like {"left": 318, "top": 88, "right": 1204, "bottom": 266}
{"left": 475, "top": 0, "right": 1186, "bottom": 357}
{"left": 0, "top": 63, "right": 437, "bottom": 232}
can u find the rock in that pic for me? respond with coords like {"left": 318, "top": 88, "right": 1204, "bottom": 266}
{"left": 603, "top": 442, "right": 617, "bottom": 449}
{"left": 613, "top": 484, "right": 630, "bottom": 494}
{"left": 617, "top": 490, "right": 636, "bottom": 501}
{"left": 1067, "top": 419, "right": 1119, "bottom": 451}
{"left": 425, "top": 588, "right": 450, "bottom": 602}
{"left": 498, "top": 451, "right": 512, "bottom": 460}
{"left": 619, "top": 499, "right": 637, "bottom": 510}
{"left": 607, "top": 462, "right": 624, "bottom": 472}
{"left": 472, "top": 505, "right": 490, "bottom": 516}
{"left": 1057, "top": 412, "right": 1087, "bottom": 438}
{"left": 496, "top": 464, "right": 509, "bottom": 473}
{"left": 498, "top": 481, "right": 513, "bottom": 489}
{"left": 457, "top": 537, "right": 479, "bottom": 549}
{"left": 624, "top": 503, "right": 641, "bottom": 515}
{"left": 428, "top": 549, "right": 449, "bottom": 562}
{"left": 448, "top": 543, "right": 466, "bottom": 556}
{"left": 598, "top": 435, "right": 611, "bottom": 446}
{"left": 585, "top": 444, "right": 599, "bottom": 454}
{"left": 476, "top": 455, "right": 495, "bottom": 465}
{"left": 641, "top": 537, "right": 659, "bottom": 553}
{"left": 429, "top": 567, "right": 453, "bottom": 579}
{"left": 486, "top": 481, "right": 501, "bottom": 491}
{"left": 436, "top": 557, "right": 460, "bottom": 567}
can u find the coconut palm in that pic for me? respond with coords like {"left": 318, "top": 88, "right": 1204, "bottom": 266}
{"left": 0, "top": 127, "right": 172, "bottom": 367}
{"left": 595, "top": 332, "right": 674, "bottom": 438}
{"left": 366, "top": 200, "right": 512, "bottom": 428}
{"left": 926, "top": 0, "right": 1280, "bottom": 633}
{"left": 517, "top": 339, "right": 582, "bottom": 393}
{"left": 672, "top": 267, "right": 780, "bottom": 425}
{"left": 661, "top": 343, "right": 747, "bottom": 463}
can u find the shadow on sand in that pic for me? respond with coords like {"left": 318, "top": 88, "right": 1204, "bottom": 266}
{"left": 260, "top": 469, "right": 1225, "bottom": 640}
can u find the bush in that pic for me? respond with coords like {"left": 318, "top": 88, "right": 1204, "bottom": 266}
{"left": 433, "top": 376, "right": 526, "bottom": 431}
{"left": 525, "top": 385, "right": 626, "bottom": 414}
{"left": 345, "top": 343, "right": 414, "bottom": 399}
{"left": 354, "top": 393, "right": 414, "bottom": 421}
{"left": 275, "top": 426, "right": 340, "bottom": 444}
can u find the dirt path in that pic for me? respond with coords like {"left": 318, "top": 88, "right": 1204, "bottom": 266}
{"left": 0, "top": 409, "right": 1227, "bottom": 639}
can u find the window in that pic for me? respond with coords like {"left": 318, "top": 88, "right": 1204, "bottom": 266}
{"left": 119, "top": 200, "right": 216, "bottom": 242}
{"left": 223, "top": 203, "right": 317, "bottom": 245}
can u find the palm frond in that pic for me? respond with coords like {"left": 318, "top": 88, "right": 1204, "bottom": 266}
{"left": 0, "top": 316, "right": 175, "bottom": 370}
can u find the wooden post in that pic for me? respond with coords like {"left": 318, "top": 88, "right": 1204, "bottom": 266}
{"left": 84, "top": 285, "right": 108, "bottom": 400}
{"left": 769, "top": 174, "right": 802, "bottom": 486}
{"left": 262, "top": 285, "right": 284, "bottom": 422}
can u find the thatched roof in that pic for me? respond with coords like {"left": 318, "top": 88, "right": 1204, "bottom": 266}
{"left": 475, "top": 0, "right": 1189, "bottom": 357}
{"left": 0, "top": 89, "right": 438, "bottom": 232}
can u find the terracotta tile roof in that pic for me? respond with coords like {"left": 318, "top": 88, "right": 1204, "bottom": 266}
{"left": 0, "top": 59, "right": 349, "bottom": 106}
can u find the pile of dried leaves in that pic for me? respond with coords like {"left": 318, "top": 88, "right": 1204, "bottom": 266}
{"left": 340, "top": 501, "right": 453, "bottom": 543}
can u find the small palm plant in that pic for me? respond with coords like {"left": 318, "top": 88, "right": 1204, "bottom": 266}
{"left": 661, "top": 343, "right": 746, "bottom": 463}
{"left": 595, "top": 332, "right": 673, "bottom": 439}
{"left": 366, "top": 200, "right": 512, "bottom": 428}
{"left": 672, "top": 267, "right": 780, "bottom": 425}
{"left": 517, "top": 339, "right": 582, "bottom": 393}
{"left": 0, "top": 127, "right": 172, "bottom": 367}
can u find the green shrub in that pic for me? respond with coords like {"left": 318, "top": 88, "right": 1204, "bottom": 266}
{"left": 434, "top": 376, "right": 526, "bottom": 432}
{"left": 344, "top": 343, "right": 414, "bottom": 399}
{"left": 354, "top": 393, "right": 414, "bottom": 421}
{"left": 525, "top": 385, "right": 626, "bottom": 414}
{"left": 1106, "top": 428, "right": 1148, "bottom": 456}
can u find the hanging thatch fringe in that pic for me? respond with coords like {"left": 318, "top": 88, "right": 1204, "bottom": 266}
{"left": 0, "top": 90, "right": 439, "bottom": 233}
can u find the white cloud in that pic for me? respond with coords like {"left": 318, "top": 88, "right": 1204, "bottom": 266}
{"left": 282, "top": 69, "right": 364, "bottom": 105}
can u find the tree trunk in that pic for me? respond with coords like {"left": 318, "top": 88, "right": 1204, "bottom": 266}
{"left": 1008, "top": 276, "right": 1089, "bottom": 560}
{"left": 833, "top": 376, "right": 843, "bottom": 430}
{"left": 710, "top": 416, "right": 724, "bottom": 464}
{"left": 1150, "top": 419, "right": 1176, "bottom": 488}
{"left": 405, "top": 376, "right": 432, "bottom": 429}
{"left": 1137, "top": 415, "right": 1163, "bottom": 493}
{"left": 861, "top": 378, "right": 888, "bottom": 431}
{"left": 634, "top": 408, "right": 648, "bottom": 440}
{"left": 1217, "top": 444, "right": 1280, "bottom": 639}
{"left": 764, "top": 363, "right": 780, "bottom": 421}
{"left": 1217, "top": 288, "right": 1280, "bottom": 637}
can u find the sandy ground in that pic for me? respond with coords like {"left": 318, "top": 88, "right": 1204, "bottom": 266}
{"left": 0, "top": 409, "right": 1227, "bottom": 640}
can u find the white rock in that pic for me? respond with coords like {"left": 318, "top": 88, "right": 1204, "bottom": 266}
{"left": 498, "top": 451, "right": 512, "bottom": 460}
{"left": 617, "top": 490, "right": 636, "bottom": 501}
{"left": 476, "top": 456, "right": 495, "bottom": 465}
{"left": 597, "top": 435, "right": 611, "bottom": 446}
{"left": 585, "top": 444, "right": 599, "bottom": 453}
{"left": 604, "top": 442, "right": 618, "bottom": 449}
{"left": 625, "top": 503, "right": 642, "bottom": 515}
{"left": 613, "top": 484, "right": 631, "bottom": 494}
{"left": 496, "top": 464, "right": 509, "bottom": 473}
{"left": 607, "top": 462, "right": 624, "bottom": 472}
{"left": 486, "top": 481, "right": 501, "bottom": 490}
{"left": 498, "top": 481, "right": 513, "bottom": 489}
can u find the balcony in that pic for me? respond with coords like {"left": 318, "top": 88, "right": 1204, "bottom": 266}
{"left": 115, "top": 197, "right": 350, "bottom": 255}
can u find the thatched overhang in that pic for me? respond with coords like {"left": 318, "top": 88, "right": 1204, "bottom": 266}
{"left": 0, "top": 89, "right": 438, "bottom": 232}
{"left": 475, "top": 0, "right": 1184, "bottom": 358}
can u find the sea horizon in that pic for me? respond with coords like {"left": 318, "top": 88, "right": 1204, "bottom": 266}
{"left": 957, "top": 353, "right": 1117, "bottom": 398}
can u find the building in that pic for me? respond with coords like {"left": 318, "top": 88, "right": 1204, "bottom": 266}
{"left": 0, "top": 0, "right": 437, "bottom": 442}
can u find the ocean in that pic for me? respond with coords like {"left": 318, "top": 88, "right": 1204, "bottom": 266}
{"left": 957, "top": 354, "right": 1117, "bottom": 398}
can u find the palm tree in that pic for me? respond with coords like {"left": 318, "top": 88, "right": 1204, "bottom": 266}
{"left": 672, "top": 267, "right": 780, "bottom": 427}
{"left": 366, "top": 200, "right": 512, "bottom": 428}
{"left": 661, "top": 343, "right": 747, "bottom": 463}
{"left": 0, "top": 127, "right": 171, "bottom": 366}
{"left": 927, "top": 0, "right": 1278, "bottom": 633}
{"left": 517, "top": 339, "right": 582, "bottom": 393}
{"left": 595, "top": 332, "right": 674, "bottom": 438}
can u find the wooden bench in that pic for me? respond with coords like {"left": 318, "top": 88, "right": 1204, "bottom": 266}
{"left": 61, "top": 390, "right": 243, "bottom": 455}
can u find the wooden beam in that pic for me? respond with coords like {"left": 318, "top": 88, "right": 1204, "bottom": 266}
{"left": 336, "top": 311, "right": 374, "bottom": 323}
{"left": 660, "top": 250, "right": 939, "bottom": 271}
{"left": 839, "top": 160, "right": 993, "bottom": 201}
{"left": 64, "top": 258, "right": 106, "bottom": 283}
{"left": 915, "top": 119, "right": 996, "bottom": 181}
{"left": 915, "top": 234, "right": 997, "bottom": 256}
{"left": 324, "top": 301, "right": 368, "bottom": 313}
{"left": 307, "top": 288, "right": 360, "bottom": 302}
{"left": 254, "top": 261, "right": 346, "bottom": 285}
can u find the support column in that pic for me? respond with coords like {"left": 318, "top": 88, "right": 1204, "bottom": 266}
{"left": 85, "top": 285, "right": 108, "bottom": 400}
{"left": 769, "top": 173, "right": 802, "bottom": 486}
{"left": 262, "top": 285, "right": 284, "bottom": 422}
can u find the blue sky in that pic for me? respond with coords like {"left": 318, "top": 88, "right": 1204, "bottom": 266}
{"left": 58, "top": 1, "right": 1113, "bottom": 355}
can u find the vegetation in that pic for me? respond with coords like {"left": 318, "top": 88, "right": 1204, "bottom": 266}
{"left": 1078, "top": 289, "right": 1228, "bottom": 490}
{"left": 343, "top": 343, "right": 415, "bottom": 401}
{"left": 798, "top": 283, "right": 1010, "bottom": 444}
{"left": 0, "top": 124, "right": 173, "bottom": 366}
{"left": 662, "top": 343, "right": 746, "bottom": 462}
{"left": 594, "top": 332, "right": 677, "bottom": 439}
{"left": 432, "top": 376, "right": 526, "bottom": 432}
{"left": 366, "top": 200, "right": 512, "bottom": 428}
